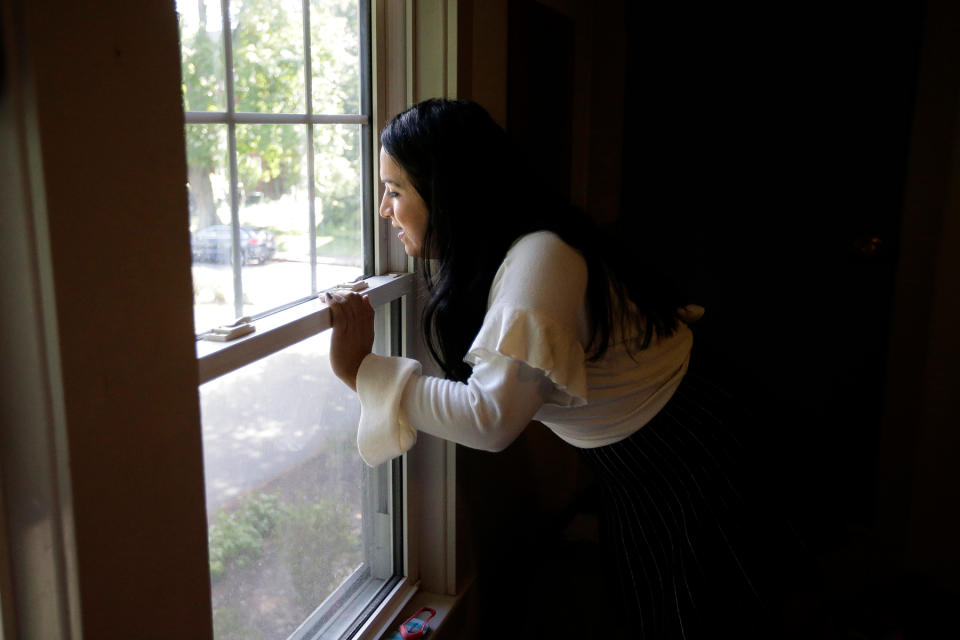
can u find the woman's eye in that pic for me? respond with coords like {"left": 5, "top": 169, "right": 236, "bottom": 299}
{"left": 386, "top": 190, "right": 399, "bottom": 198}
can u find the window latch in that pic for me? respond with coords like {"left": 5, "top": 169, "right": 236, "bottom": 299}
{"left": 203, "top": 316, "right": 255, "bottom": 342}
{"left": 328, "top": 276, "right": 370, "bottom": 293}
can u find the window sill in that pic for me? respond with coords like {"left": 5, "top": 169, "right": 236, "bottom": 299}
{"left": 352, "top": 578, "right": 475, "bottom": 640}
{"left": 195, "top": 272, "right": 414, "bottom": 384}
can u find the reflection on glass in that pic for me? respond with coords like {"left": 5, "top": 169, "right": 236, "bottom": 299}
{"left": 188, "top": 124, "right": 236, "bottom": 333}
{"left": 201, "top": 333, "right": 364, "bottom": 640}
{"left": 315, "top": 124, "right": 363, "bottom": 286}
{"left": 236, "top": 123, "right": 312, "bottom": 316}
{"left": 178, "top": 0, "right": 227, "bottom": 112}
{"left": 310, "top": 0, "right": 361, "bottom": 114}
{"left": 232, "top": 0, "right": 306, "bottom": 114}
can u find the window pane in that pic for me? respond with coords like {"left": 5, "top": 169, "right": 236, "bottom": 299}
{"left": 202, "top": 332, "right": 366, "bottom": 639}
{"left": 237, "top": 123, "right": 312, "bottom": 316}
{"left": 232, "top": 0, "right": 306, "bottom": 114}
{"left": 178, "top": 0, "right": 227, "bottom": 112}
{"left": 315, "top": 124, "right": 363, "bottom": 282}
{"left": 188, "top": 124, "right": 235, "bottom": 333}
{"left": 310, "top": 0, "right": 361, "bottom": 114}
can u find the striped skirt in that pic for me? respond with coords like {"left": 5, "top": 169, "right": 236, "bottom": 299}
{"left": 579, "top": 370, "right": 799, "bottom": 638}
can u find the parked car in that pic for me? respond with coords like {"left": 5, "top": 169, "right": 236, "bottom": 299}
{"left": 191, "top": 225, "right": 277, "bottom": 265}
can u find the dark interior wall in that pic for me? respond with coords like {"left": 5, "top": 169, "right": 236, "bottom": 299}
{"left": 507, "top": 0, "right": 575, "bottom": 200}
{"left": 457, "top": 0, "right": 959, "bottom": 632}
{"left": 878, "top": 0, "right": 960, "bottom": 595}
{"left": 619, "top": 1, "right": 924, "bottom": 545}
{"left": 502, "top": 0, "right": 625, "bottom": 225}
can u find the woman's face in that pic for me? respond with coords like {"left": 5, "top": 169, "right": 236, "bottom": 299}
{"left": 379, "top": 148, "right": 429, "bottom": 257}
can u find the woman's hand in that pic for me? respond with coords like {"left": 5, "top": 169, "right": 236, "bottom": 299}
{"left": 325, "top": 291, "right": 375, "bottom": 391}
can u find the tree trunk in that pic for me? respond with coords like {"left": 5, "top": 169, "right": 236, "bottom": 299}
{"left": 189, "top": 164, "right": 220, "bottom": 229}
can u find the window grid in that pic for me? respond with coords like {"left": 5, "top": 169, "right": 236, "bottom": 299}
{"left": 185, "top": 0, "right": 374, "bottom": 319}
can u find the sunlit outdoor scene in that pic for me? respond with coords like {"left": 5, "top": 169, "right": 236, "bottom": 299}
{"left": 200, "top": 335, "right": 364, "bottom": 639}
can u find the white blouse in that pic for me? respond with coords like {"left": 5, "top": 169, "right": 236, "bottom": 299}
{"left": 355, "top": 231, "right": 696, "bottom": 467}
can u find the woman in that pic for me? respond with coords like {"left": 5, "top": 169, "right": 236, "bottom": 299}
{"left": 326, "top": 99, "right": 782, "bottom": 637}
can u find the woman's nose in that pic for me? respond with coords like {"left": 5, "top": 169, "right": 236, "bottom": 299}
{"left": 378, "top": 193, "right": 390, "bottom": 218}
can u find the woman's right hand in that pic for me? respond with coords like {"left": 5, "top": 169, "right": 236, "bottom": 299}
{"left": 325, "top": 291, "right": 375, "bottom": 391}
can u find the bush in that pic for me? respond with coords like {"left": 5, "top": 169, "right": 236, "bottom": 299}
{"left": 208, "top": 493, "right": 284, "bottom": 581}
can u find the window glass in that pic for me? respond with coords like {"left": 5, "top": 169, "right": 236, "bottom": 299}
{"left": 201, "top": 332, "right": 364, "bottom": 639}
{"left": 315, "top": 124, "right": 363, "bottom": 275}
{"left": 310, "top": 0, "right": 362, "bottom": 114}
{"left": 231, "top": 0, "right": 306, "bottom": 114}
{"left": 188, "top": 124, "right": 235, "bottom": 332}
{"left": 236, "top": 123, "right": 312, "bottom": 317}
{"left": 179, "top": 0, "right": 227, "bottom": 112}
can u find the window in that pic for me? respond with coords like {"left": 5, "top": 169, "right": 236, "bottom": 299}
{"left": 177, "top": 1, "right": 412, "bottom": 637}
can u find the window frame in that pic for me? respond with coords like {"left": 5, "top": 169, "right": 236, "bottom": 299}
{"left": 350, "top": 4, "right": 464, "bottom": 638}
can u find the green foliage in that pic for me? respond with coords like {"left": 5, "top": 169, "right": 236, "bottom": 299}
{"left": 180, "top": 3, "right": 226, "bottom": 173}
{"left": 208, "top": 490, "right": 358, "bottom": 608}
{"left": 278, "top": 498, "right": 361, "bottom": 609}
{"left": 315, "top": 124, "right": 361, "bottom": 238}
{"left": 237, "top": 491, "right": 285, "bottom": 535}
{"left": 208, "top": 492, "right": 284, "bottom": 581}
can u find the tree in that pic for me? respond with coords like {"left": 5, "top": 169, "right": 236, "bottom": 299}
{"left": 181, "top": 0, "right": 228, "bottom": 230}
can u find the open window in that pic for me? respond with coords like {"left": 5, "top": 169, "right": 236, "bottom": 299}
{"left": 177, "top": 1, "right": 415, "bottom": 637}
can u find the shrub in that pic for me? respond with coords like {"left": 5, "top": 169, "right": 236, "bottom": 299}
{"left": 208, "top": 492, "right": 285, "bottom": 582}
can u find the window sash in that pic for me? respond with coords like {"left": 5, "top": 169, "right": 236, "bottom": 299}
{"left": 196, "top": 273, "right": 413, "bottom": 384}
{"left": 187, "top": 0, "right": 375, "bottom": 320}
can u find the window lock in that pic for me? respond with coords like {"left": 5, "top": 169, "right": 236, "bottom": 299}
{"left": 203, "top": 316, "right": 255, "bottom": 342}
{"left": 329, "top": 277, "right": 370, "bottom": 293}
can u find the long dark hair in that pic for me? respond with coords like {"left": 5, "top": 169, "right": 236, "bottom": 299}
{"left": 381, "top": 98, "right": 682, "bottom": 382}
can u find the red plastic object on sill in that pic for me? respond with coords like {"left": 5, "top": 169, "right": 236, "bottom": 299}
{"left": 399, "top": 606, "right": 437, "bottom": 639}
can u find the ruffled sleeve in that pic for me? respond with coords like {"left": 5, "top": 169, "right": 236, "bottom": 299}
{"left": 465, "top": 304, "right": 588, "bottom": 407}
{"left": 464, "top": 230, "right": 590, "bottom": 407}
{"left": 356, "top": 353, "right": 421, "bottom": 466}
{"left": 353, "top": 231, "right": 590, "bottom": 466}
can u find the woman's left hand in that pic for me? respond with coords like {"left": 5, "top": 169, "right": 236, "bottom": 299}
{"left": 326, "top": 291, "right": 375, "bottom": 391}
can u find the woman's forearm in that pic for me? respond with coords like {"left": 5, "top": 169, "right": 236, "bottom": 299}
{"left": 399, "top": 356, "right": 551, "bottom": 452}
